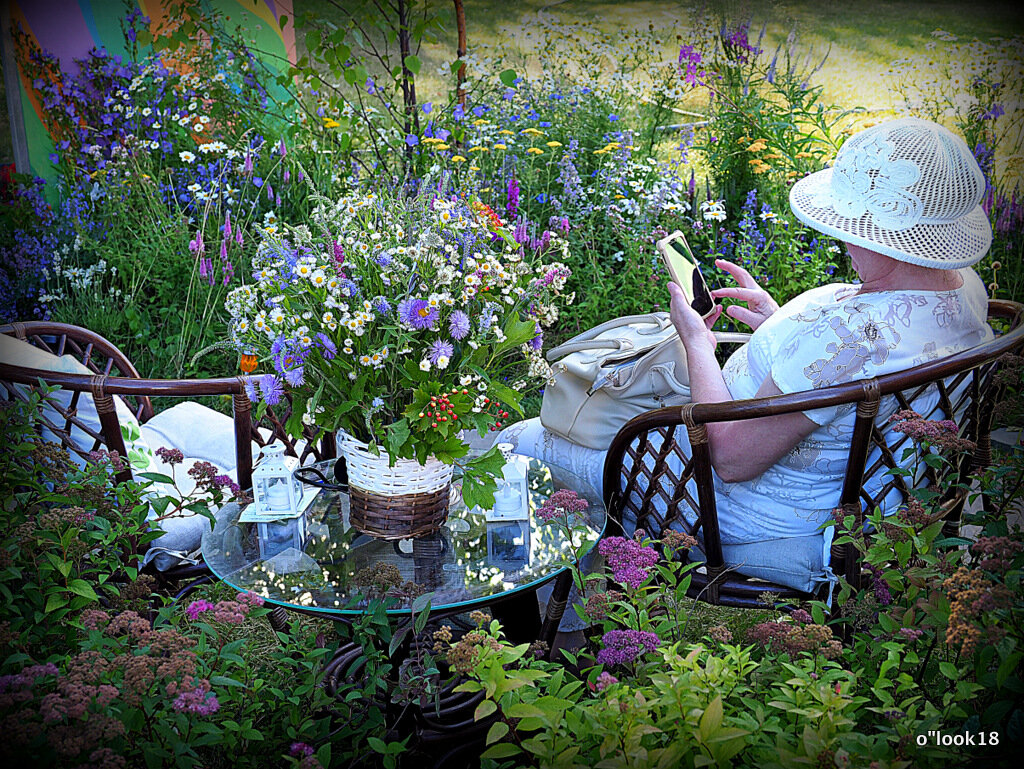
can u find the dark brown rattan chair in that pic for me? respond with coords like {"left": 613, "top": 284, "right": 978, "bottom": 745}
{"left": 0, "top": 321, "right": 337, "bottom": 586}
{"left": 595, "top": 299, "right": 1024, "bottom": 609}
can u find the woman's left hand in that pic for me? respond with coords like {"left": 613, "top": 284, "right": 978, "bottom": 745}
{"left": 668, "top": 281, "right": 722, "bottom": 350}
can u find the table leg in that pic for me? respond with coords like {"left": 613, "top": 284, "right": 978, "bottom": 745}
{"left": 538, "top": 570, "right": 573, "bottom": 660}
{"left": 268, "top": 606, "right": 289, "bottom": 633}
{"left": 490, "top": 589, "right": 541, "bottom": 646}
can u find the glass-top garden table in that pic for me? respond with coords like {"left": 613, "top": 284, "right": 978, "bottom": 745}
{"left": 201, "top": 455, "right": 606, "bottom": 652}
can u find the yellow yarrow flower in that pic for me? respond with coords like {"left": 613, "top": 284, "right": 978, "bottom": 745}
{"left": 451, "top": 155, "right": 467, "bottom": 162}
{"left": 472, "top": 118, "right": 489, "bottom": 126}
{"left": 494, "top": 143, "right": 507, "bottom": 150}
{"left": 498, "top": 129, "right": 514, "bottom": 136}
{"left": 521, "top": 127, "right": 544, "bottom": 136}
{"left": 422, "top": 137, "right": 443, "bottom": 144}
{"left": 526, "top": 147, "right": 544, "bottom": 155}
{"left": 795, "top": 151, "right": 815, "bottom": 159}
{"left": 469, "top": 165, "right": 480, "bottom": 171}
{"left": 545, "top": 141, "right": 562, "bottom": 147}
{"left": 323, "top": 118, "right": 341, "bottom": 129}
{"left": 468, "top": 146, "right": 488, "bottom": 153}
{"left": 746, "top": 141, "right": 767, "bottom": 152}
{"left": 433, "top": 143, "right": 450, "bottom": 151}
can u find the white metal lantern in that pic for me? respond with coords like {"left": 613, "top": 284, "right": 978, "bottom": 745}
{"left": 484, "top": 447, "right": 529, "bottom": 522}
{"left": 253, "top": 442, "right": 303, "bottom": 516}
{"left": 255, "top": 516, "right": 309, "bottom": 560}
{"left": 487, "top": 519, "right": 531, "bottom": 571}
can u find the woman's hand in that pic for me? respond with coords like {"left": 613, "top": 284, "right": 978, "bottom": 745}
{"left": 668, "top": 281, "right": 722, "bottom": 350}
{"left": 710, "top": 259, "right": 779, "bottom": 331}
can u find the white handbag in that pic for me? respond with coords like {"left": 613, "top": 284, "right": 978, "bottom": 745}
{"left": 539, "top": 313, "right": 692, "bottom": 450}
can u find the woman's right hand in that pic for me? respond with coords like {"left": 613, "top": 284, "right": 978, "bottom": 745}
{"left": 710, "top": 259, "right": 780, "bottom": 331}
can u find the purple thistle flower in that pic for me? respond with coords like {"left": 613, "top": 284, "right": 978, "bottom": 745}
{"left": 398, "top": 298, "right": 438, "bottom": 330}
{"left": 449, "top": 310, "right": 471, "bottom": 340}
{"left": 428, "top": 339, "right": 454, "bottom": 365}
{"left": 244, "top": 378, "right": 258, "bottom": 402}
{"left": 259, "top": 374, "right": 284, "bottom": 406}
{"left": 596, "top": 629, "right": 660, "bottom": 666}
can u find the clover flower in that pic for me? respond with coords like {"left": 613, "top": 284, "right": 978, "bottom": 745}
{"left": 595, "top": 629, "right": 660, "bottom": 666}
{"left": 598, "top": 536, "right": 659, "bottom": 589}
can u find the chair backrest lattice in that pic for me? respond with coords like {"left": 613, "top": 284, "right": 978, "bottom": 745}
{"left": 603, "top": 300, "right": 1024, "bottom": 608}
{"left": 1, "top": 322, "right": 337, "bottom": 488}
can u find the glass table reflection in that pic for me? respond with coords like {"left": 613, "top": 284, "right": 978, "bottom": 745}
{"left": 201, "top": 456, "right": 606, "bottom": 622}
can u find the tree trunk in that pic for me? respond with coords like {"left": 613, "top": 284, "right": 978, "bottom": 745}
{"left": 398, "top": 0, "right": 419, "bottom": 169}
{"left": 454, "top": 0, "right": 467, "bottom": 105}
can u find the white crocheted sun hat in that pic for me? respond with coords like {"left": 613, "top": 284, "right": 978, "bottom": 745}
{"left": 789, "top": 117, "right": 992, "bottom": 268}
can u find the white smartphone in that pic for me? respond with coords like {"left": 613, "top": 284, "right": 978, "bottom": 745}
{"left": 656, "top": 230, "right": 716, "bottom": 319}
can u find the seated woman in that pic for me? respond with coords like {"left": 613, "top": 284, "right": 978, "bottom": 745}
{"left": 498, "top": 117, "right": 994, "bottom": 634}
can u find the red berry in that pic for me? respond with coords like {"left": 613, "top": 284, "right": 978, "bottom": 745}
{"left": 452, "top": 414, "right": 458, "bottom": 420}
{"left": 432, "top": 422, "right": 438, "bottom": 428}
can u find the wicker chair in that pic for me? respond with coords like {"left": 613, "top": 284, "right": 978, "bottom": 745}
{"left": 593, "top": 299, "right": 1024, "bottom": 609}
{"left": 0, "top": 321, "right": 337, "bottom": 585}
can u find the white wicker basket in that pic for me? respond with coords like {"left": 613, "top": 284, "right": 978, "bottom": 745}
{"left": 337, "top": 430, "right": 454, "bottom": 495}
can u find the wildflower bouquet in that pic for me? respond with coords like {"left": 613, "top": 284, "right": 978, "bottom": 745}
{"left": 225, "top": 178, "right": 573, "bottom": 508}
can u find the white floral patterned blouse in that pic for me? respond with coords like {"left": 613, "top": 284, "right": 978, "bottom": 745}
{"left": 718, "top": 266, "right": 992, "bottom": 544}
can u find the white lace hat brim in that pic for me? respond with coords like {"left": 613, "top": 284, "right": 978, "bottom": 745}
{"left": 790, "top": 167, "right": 993, "bottom": 269}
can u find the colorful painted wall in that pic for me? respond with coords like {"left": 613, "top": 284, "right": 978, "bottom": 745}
{"left": 6, "top": 0, "right": 296, "bottom": 183}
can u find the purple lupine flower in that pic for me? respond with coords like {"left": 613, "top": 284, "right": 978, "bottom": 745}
{"left": 283, "top": 168, "right": 290, "bottom": 184}
{"left": 513, "top": 220, "right": 530, "bottom": 245}
{"left": 278, "top": 138, "right": 287, "bottom": 157}
{"left": 224, "top": 210, "right": 232, "bottom": 240}
{"left": 398, "top": 298, "right": 438, "bottom": 330}
{"left": 189, "top": 231, "right": 205, "bottom": 256}
{"left": 506, "top": 176, "right": 520, "bottom": 219}
{"left": 449, "top": 310, "right": 471, "bottom": 340}
{"left": 259, "top": 374, "right": 284, "bottom": 406}
{"left": 598, "top": 536, "right": 660, "bottom": 589}
{"left": 236, "top": 228, "right": 244, "bottom": 246}
{"left": 596, "top": 629, "right": 660, "bottom": 666}
{"left": 428, "top": 339, "right": 454, "bottom": 365}
{"left": 186, "top": 599, "right": 215, "bottom": 620}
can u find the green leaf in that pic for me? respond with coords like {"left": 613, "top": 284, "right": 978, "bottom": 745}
{"left": 68, "top": 579, "right": 98, "bottom": 601}
{"left": 481, "top": 742, "right": 519, "bottom": 759}
{"left": 699, "top": 696, "right": 724, "bottom": 742}
{"left": 939, "top": 661, "right": 961, "bottom": 680}
{"left": 499, "top": 68, "right": 517, "bottom": 87}
{"left": 210, "top": 675, "right": 246, "bottom": 688}
{"left": 475, "top": 699, "right": 497, "bottom": 721}
{"left": 404, "top": 55, "right": 421, "bottom": 75}
{"left": 44, "top": 593, "right": 68, "bottom": 613}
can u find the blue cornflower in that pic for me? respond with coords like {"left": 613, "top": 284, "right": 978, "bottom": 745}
{"left": 608, "top": 114, "right": 619, "bottom": 122}
{"left": 284, "top": 367, "right": 305, "bottom": 387}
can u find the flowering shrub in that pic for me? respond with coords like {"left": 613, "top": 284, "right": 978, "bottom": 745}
{"left": 225, "top": 179, "right": 573, "bottom": 505}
